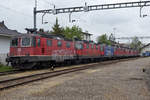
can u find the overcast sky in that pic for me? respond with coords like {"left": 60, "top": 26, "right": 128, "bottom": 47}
{"left": 0, "top": 0, "right": 150, "bottom": 43}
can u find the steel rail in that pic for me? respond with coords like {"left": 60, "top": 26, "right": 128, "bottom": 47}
{"left": 0, "top": 70, "right": 22, "bottom": 76}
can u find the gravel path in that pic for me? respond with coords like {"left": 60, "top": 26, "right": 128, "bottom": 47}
{"left": 0, "top": 57, "right": 150, "bottom": 100}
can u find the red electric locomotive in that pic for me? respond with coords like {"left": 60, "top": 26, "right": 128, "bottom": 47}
{"left": 6, "top": 30, "right": 139, "bottom": 70}
{"left": 7, "top": 33, "right": 76, "bottom": 69}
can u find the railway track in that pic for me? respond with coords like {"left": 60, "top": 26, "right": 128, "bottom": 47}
{"left": 0, "top": 57, "right": 139, "bottom": 91}
{"left": 0, "top": 70, "right": 23, "bottom": 76}
{"left": 0, "top": 57, "right": 140, "bottom": 77}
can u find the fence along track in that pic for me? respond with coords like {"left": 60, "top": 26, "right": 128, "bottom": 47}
{"left": 0, "top": 57, "right": 139, "bottom": 91}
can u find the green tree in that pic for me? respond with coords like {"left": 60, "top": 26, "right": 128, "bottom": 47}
{"left": 63, "top": 25, "right": 83, "bottom": 40}
{"left": 97, "top": 34, "right": 112, "bottom": 45}
{"left": 51, "top": 18, "right": 64, "bottom": 35}
{"left": 130, "top": 37, "right": 142, "bottom": 50}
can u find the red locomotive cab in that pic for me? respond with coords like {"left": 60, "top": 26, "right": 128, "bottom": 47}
{"left": 10, "top": 36, "right": 34, "bottom": 56}
{"left": 9, "top": 34, "right": 44, "bottom": 57}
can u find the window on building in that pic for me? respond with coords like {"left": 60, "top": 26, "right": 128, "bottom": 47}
{"left": 47, "top": 40, "right": 52, "bottom": 46}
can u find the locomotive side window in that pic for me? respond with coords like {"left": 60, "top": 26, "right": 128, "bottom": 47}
{"left": 91, "top": 44, "right": 94, "bottom": 49}
{"left": 37, "top": 39, "right": 41, "bottom": 47}
{"left": 57, "top": 41, "right": 62, "bottom": 47}
{"left": 86, "top": 44, "right": 89, "bottom": 49}
{"left": 47, "top": 40, "right": 52, "bottom": 46}
{"left": 81, "top": 44, "right": 83, "bottom": 49}
{"left": 22, "top": 37, "right": 31, "bottom": 46}
{"left": 66, "top": 42, "right": 71, "bottom": 48}
{"left": 32, "top": 37, "right": 36, "bottom": 47}
{"left": 96, "top": 45, "right": 98, "bottom": 50}
{"left": 11, "top": 38, "right": 18, "bottom": 46}
{"left": 100, "top": 45, "right": 104, "bottom": 51}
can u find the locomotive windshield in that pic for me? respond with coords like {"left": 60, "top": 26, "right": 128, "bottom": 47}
{"left": 11, "top": 38, "right": 18, "bottom": 47}
{"left": 21, "top": 37, "right": 31, "bottom": 47}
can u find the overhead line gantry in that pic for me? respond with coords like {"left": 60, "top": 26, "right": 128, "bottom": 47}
{"left": 33, "top": 0, "right": 150, "bottom": 29}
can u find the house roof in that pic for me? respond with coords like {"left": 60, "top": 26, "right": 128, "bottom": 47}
{"left": 0, "top": 21, "right": 19, "bottom": 37}
{"left": 82, "top": 32, "right": 93, "bottom": 36}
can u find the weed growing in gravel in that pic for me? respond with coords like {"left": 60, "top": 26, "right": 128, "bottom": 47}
{"left": 0, "top": 64, "right": 13, "bottom": 72}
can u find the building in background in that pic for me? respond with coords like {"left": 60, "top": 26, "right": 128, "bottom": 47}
{"left": 140, "top": 43, "right": 150, "bottom": 56}
{"left": 0, "top": 21, "right": 19, "bottom": 65}
{"left": 82, "top": 32, "right": 92, "bottom": 41}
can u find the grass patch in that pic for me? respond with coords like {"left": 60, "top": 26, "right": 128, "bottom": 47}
{"left": 0, "top": 64, "right": 13, "bottom": 72}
